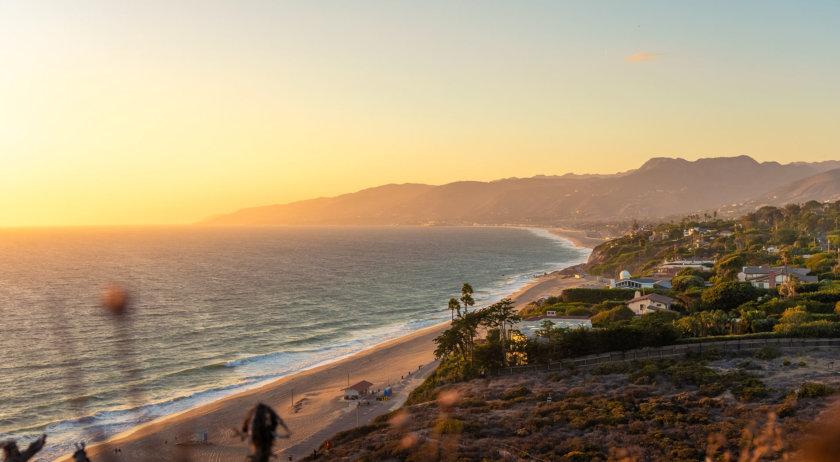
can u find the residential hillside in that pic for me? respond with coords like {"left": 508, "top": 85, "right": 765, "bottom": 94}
{"left": 201, "top": 156, "right": 839, "bottom": 226}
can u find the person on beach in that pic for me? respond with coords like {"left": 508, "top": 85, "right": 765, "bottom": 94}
{"left": 1, "top": 435, "right": 46, "bottom": 462}
{"left": 240, "top": 403, "right": 290, "bottom": 462}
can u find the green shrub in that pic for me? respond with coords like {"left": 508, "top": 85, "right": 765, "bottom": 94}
{"left": 782, "top": 359, "right": 791, "bottom": 366}
{"left": 752, "top": 346, "right": 781, "bottom": 360}
{"left": 776, "top": 396, "right": 797, "bottom": 418}
{"left": 433, "top": 418, "right": 464, "bottom": 435}
{"left": 629, "top": 363, "right": 659, "bottom": 385}
{"left": 500, "top": 386, "right": 531, "bottom": 401}
{"left": 591, "top": 362, "right": 632, "bottom": 375}
{"left": 795, "top": 382, "right": 834, "bottom": 398}
{"left": 752, "top": 318, "right": 778, "bottom": 332}
{"left": 798, "top": 361, "right": 807, "bottom": 367}
{"left": 737, "top": 360, "right": 762, "bottom": 370}
{"left": 566, "top": 306, "right": 593, "bottom": 317}
{"left": 727, "top": 372, "right": 769, "bottom": 401}
{"left": 560, "top": 288, "right": 637, "bottom": 304}
{"left": 699, "top": 382, "right": 726, "bottom": 396}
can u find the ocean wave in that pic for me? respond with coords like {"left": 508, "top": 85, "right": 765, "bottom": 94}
{"left": 1, "top": 226, "right": 590, "bottom": 461}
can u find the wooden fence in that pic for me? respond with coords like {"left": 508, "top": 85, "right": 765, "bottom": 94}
{"left": 491, "top": 337, "right": 840, "bottom": 376}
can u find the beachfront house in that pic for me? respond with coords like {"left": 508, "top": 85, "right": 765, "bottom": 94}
{"left": 610, "top": 277, "right": 657, "bottom": 290}
{"left": 344, "top": 380, "right": 373, "bottom": 400}
{"left": 517, "top": 312, "right": 591, "bottom": 338}
{"left": 626, "top": 292, "right": 676, "bottom": 316}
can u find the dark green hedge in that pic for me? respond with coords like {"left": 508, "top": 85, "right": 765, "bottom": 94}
{"left": 560, "top": 288, "right": 637, "bottom": 304}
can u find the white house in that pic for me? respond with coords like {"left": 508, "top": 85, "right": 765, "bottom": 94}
{"left": 517, "top": 312, "right": 591, "bottom": 338}
{"left": 737, "top": 266, "right": 817, "bottom": 289}
{"left": 610, "top": 277, "right": 657, "bottom": 289}
{"left": 626, "top": 293, "right": 676, "bottom": 316}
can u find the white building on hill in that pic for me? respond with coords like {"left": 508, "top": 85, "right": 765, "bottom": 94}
{"left": 625, "top": 292, "right": 676, "bottom": 316}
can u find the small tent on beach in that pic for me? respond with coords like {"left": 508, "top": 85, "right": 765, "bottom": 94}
{"left": 344, "top": 380, "right": 373, "bottom": 399}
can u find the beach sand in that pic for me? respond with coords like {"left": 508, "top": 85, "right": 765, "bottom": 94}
{"left": 545, "top": 227, "right": 607, "bottom": 250}
{"left": 59, "top": 243, "right": 592, "bottom": 461}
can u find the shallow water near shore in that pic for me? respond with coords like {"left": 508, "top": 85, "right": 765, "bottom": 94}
{"left": 0, "top": 226, "right": 588, "bottom": 459}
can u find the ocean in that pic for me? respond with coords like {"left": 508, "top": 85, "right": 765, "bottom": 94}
{"left": 0, "top": 226, "right": 588, "bottom": 460}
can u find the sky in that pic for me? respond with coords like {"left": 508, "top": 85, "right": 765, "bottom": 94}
{"left": 1, "top": 1, "right": 839, "bottom": 226}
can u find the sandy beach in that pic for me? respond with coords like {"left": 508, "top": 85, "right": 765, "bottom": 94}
{"left": 545, "top": 227, "right": 607, "bottom": 250}
{"left": 59, "top": 235, "right": 592, "bottom": 462}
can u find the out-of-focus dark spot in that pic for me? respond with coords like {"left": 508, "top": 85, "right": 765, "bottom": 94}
{"left": 101, "top": 284, "right": 129, "bottom": 315}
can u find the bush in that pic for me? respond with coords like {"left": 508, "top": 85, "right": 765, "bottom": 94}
{"left": 566, "top": 306, "right": 593, "bottom": 317}
{"left": 795, "top": 382, "right": 834, "bottom": 398}
{"left": 590, "top": 306, "right": 635, "bottom": 327}
{"left": 560, "top": 288, "right": 637, "bottom": 304}
{"left": 629, "top": 363, "right": 659, "bottom": 385}
{"left": 732, "top": 381, "right": 769, "bottom": 401}
{"left": 776, "top": 320, "right": 840, "bottom": 337}
{"left": 776, "top": 396, "right": 797, "bottom": 417}
{"left": 433, "top": 418, "right": 464, "bottom": 435}
{"left": 500, "top": 386, "right": 531, "bottom": 401}
{"left": 752, "top": 318, "right": 777, "bottom": 332}
{"left": 752, "top": 346, "right": 781, "bottom": 360}
{"left": 591, "top": 362, "right": 632, "bottom": 375}
{"left": 702, "top": 282, "right": 763, "bottom": 311}
{"left": 737, "top": 360, "right": 762, "bottom": 370}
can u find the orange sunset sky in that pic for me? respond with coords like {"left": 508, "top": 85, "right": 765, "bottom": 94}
{"left": 1, "top": 1, "right": 838, "bottom": 226}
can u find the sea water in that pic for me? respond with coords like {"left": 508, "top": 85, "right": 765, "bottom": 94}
{"left": 0, "top": 226, "right": 588, "bottom": 459}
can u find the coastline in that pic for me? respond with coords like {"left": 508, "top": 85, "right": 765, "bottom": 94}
{"left": 544, "top": 227, "right": 607, "bottom": 250}
{"left": 57, "top": 230, "right": 594, "bottom": 461}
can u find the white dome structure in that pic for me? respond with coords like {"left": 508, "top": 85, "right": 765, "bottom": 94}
{"left": 619, "top": 270, "right": 631, "bottom": 280}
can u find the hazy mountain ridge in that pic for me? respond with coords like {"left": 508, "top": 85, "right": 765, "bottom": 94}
{"left": 201, "top": 156, "right": 839, "bottom": 226}
{"left": 753, "top": 168, "right": 840, "bottom": 205}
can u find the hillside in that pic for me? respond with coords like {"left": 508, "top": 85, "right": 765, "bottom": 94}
{"left": 305, "top": 350, "right": 840, "bottom": 461}
{"left": 201, "top": 156, "right": 837, "bottom": 226}
{"left": 756, "top": 168, "right": 840, "bottom": 205}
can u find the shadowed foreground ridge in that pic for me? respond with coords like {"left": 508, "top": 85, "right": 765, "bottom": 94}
{"left": 304, "top": 348, "right": 840, "bottom": 461}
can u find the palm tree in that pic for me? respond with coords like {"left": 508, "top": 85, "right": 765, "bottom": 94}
{"left": 460, "top": 283, "right": 475, "bottom": 315}
{"left": 448, "top": 297, "right": 461, "bottom": 320}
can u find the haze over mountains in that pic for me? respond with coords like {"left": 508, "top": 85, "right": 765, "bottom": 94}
{"left": 202, "top": 156, "right": 840, "bottom": 226}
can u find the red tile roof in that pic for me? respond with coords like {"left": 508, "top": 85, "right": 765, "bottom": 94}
{"left": 344, "top": 380, "right": 373, "bottom": 393}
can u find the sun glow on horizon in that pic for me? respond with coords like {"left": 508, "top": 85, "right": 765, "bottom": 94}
{"left": 2, "top": 1, "right": 839, "bottom": 226}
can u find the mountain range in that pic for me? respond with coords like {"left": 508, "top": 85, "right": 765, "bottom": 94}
{"left": 201, "top": 156, "right": 840, "bottom": 226}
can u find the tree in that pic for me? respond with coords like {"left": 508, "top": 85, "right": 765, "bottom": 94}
{"left": 701, "top": 281, "right": 762, "bottom": 311}
{"left": 590, "top": 306, "right": 634, "bottom": 327}
{"left": 774, "top": 306, "right": 812, "bottom": 334}
{"left": 738, "top": 308, "right": 766, "bottom": 334}
{"left": 448, "top": 297, "right": 461, "bottom": 320}
{"left": 460, "top": 283, "right": 475, "bottom": 314}
{"left": 778, "top": 275, "right": 799, "bottom": 300}
{"left": 482, "top": 299, "right": 520, "bottom": 366}
{"left": 715, "top": 252, "right": 745, "bottom": 281}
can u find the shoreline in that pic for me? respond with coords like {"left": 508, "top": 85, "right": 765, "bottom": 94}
{"left": 57, "top": 230, "right": 594, "bottom": 461}
{"left": 544, "top": 227, "right": 607, "bottom": 250}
